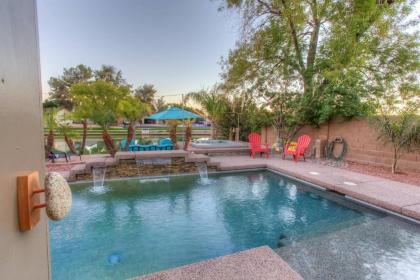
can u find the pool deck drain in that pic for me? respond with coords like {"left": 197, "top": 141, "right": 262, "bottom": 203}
{"left": 133, "top": 246, "right": 302, "bottom": 280}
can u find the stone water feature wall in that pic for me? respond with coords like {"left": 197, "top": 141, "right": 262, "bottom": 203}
{"left": 75, "top": 157, "right": 217, "bottom": 181}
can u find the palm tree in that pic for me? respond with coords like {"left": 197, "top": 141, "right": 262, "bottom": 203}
{"left": 44, "top": 108, "right": 58, "bottom": 156}
{"left": 118, "top": 96, "right": 152, "bottom": 151}
{"left": 370, "top": 105, "right": 420, "bottom": 174}
{"left": 71, "top": 101, "right": 91, "bottom": 156}
{"left": 57, "top": 119, "right": 78, "bottom": 154}
{"left": 183, "top": 119, "right": 193, "bottom": 150}
{"left": 186, "top": 90, "right": 228, "bottom": 139}
{"left": 168, "top": 120, "right": 179, "bottom": 150}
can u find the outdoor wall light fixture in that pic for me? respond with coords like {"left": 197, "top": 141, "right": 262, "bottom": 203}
{"left": 309, "top": 171, "right": 320, "bottom": 175}
{"left": 17, "top": 171, "right": 72, "bottom": 232}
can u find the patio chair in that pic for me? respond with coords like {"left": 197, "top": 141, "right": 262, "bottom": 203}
{"left": 119, "top": 138, "right": 137, "bottom": 151}
{"left": 282, "top": 135, "right": 311, "bottom": 162}
{"left": 248, "top": 132, "right": 270, "bottom": 158}
{"left": 157, "top": 138, "right": 174, "bottom": 150}
{"left": 128, "top": 144, "right": 144, "bottom": 151}
{"left": 47, "top": 148, "right": 81, "bottom": 163}
{"left": 148, "top": 145, "right": 157, "bottom": 151}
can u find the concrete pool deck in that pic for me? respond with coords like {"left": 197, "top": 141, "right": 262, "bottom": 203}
{"left": 133, "top": 246, "right": 302, "bottom": 280}
{"left": 208, "top": 155, "right": 420, "bottom": 221}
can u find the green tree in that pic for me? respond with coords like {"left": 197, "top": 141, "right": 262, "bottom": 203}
{"left": 71, "top": 94, "right": 91, "bottom": 156}
{"left": 57, "top": 115, "right": 78, "bottom": 155}
{"left": 48, "top": 64, "right": 93, "bottom": 110}
{"left": 370, "top": 104, "right": 420, "bottom": 173}
{"left": 117, "top": 96, "right": 152, "bottom": 150}
{"left": 43, "top": 108, "right": 58, "bottom": 156}
{"left": 70, "top": 81, "right": 130, "bottom": 157}
{"left": 94, "top": 65, "right": 128, "bottom": 87}
{"left": 154, "top": 96, "right": 167, "bottom": 112}
{"left": 262, "top": 90, "right": 304, "bottom": 146}
{"left": 217, "top": 95, "right": 275, "bottom": 141}
{"left": 135, "top": 84, "right": 157, "bottom": 106}
{"left": 186, "top": 89, "right": 228, "bottom": 139}
{"left": 220, "top": 0, "right": 419, "bottom": 128}
{"left": 43, "top": 99, "right": 59, "bottom": 109}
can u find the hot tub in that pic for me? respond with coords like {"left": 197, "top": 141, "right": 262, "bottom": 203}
{"left": 190, "top": 139, "right": 250, "bottom": 149}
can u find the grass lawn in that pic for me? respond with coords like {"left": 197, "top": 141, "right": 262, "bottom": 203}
{"left": 45, "top": 126, "right": 211, "bottom": 139}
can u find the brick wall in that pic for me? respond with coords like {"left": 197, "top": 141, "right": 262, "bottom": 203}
{"left": 262, "top": 117, "right": 420, "bottom": 172}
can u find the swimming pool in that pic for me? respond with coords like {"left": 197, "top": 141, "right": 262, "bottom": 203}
{"left": 49, "top": 171, "right": 420, "bottom": 280}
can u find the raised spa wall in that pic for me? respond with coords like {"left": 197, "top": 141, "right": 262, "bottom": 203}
{"left": 188, "top": 146, "right": 251, "bottom": 157}
{"left": 68, "top": 150, "right": 221, "bottom": 182}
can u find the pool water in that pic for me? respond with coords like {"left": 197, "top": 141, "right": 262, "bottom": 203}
{"left": 50, "top": 171, "right": 382, "bottom": 280}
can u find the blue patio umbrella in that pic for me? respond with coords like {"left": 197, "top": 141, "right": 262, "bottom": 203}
{"left": 147, "top": 107, "right": 202, "bottom": 120}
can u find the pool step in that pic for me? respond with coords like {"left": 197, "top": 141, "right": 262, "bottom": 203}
{"left": 275, "top": 216, "right": 420, "bottom": 280}
{"left": 276, "top": 215, "right": 370, "bottom": 248}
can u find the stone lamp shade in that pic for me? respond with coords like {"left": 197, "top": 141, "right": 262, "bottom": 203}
{"left": 45, "top": 172, "right": 72, "bottom": 221}
{"left": 17, "top": 171, "right": 72, "bottom": 231}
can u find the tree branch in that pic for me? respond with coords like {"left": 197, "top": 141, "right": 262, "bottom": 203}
{"left": 280, "top": 0, "right": 305, "bottom": 73}
{"left": 306, "top": 0, "right": 320, "bottom": 69}
{"left": 257, "top": 0, "right": 281, "bottom": 16}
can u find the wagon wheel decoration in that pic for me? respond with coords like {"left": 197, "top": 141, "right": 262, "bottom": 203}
{"left": 326, "top": 137, "right": 348, "bottom": 161}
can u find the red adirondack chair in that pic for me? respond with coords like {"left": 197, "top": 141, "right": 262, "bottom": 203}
{"left": 248, "top": 132, "right": 270, "bottom": 158}
{"left": 282, "top": 135, "right": 311, "bottom": 162}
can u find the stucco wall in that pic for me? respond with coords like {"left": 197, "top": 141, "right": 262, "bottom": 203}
{"left": 262, "top": 117, "right": 420, "bottom": 172}
{"left": 0, "top": 0, "right": 50, "bottom": 279}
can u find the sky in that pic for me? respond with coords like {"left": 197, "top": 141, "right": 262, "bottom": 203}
{"left": 37, "top": 1, "right": 419, "bottom": 103}
{"left": 37, "top": 0, "right": 240, "bottom": 102}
